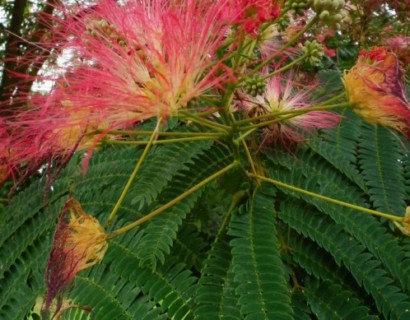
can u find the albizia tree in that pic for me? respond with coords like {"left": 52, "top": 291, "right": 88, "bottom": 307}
{"left": 0, "top": 0, "right": 410, "bottom": 319}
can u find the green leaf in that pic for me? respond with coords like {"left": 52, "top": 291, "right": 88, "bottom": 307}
{"left": 358, "top": 124, "right": 407, "bottom": 215}
{"left": 228, "top": 189, "right": 293, "bottom": 320}
{"left": 264, "top": 147, "right": 410, "bottom": 295}
{"left": 279, "top": 200, "right": 410, "bottom": 320}
{"left": 195, "top": 230, "right": 241, "bottom": 320}
{"left": 135, "top": 143, "right": 233, "bottom": 269}
{"left": 305, "top": 280, "right": 378, "bottom": 320}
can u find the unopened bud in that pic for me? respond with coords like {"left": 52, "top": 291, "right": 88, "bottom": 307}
{"left": 43, "top": 199, "right": 108, "bottom": 317}
{"left": 243, "top": 75, "right": 267, "bottom": 97}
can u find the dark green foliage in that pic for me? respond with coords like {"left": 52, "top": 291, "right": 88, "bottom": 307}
{"left": 305, "top": 280, "right": 378, "bottom": 320}
{"left": 358, "top": 124, "right": 407, "bottom": 215}
{"left": 308, "top": 108, "right": 367, "bottom": 191}
{"left": 135, "top": 143, "right": 233, "bottom": 270}
{"left": 195, "top": 231, "right": 241, "bottom": 320}
{"left": 1, "top": 111, "right": 409, "bottom": 320}
{"left": 279, "top": 199, "right": 410, "bottom": 320}
{"left": 264, "top": 140, "right": 410, "bottom": 297}
{"left": 228, "top": 190, "right": 293, "bottom": 320}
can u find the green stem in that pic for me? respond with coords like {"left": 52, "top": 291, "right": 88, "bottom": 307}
{"left": 179, "top": 111, "right": 230, "bottom": 132}
{"left": 219, "top": 190, "right": 249, "bottom": 236}
{"left": 239, "top": 103, "right": 349, "bottom": 131}
{"left": 261, "top": 54, "right": 307, "bottom": 81}
{"left": 235, "top": 103, "right": 349, "bottom": 127}
{"left": 105, "top": 135, "right": 223, "bottom": 146}
{"left": 97, "top": 130, "right": 223, "bottom": 137}
{"left": 250, "top": 173, "right": 403, "bottom": 222}
{"left": 246, "top": 16, "right": 318, "bottom": 77}
{"left": 316, "top": 92, "right": 346, "bottom": 106}
{"left": 234, "top": 128, "right": 257, "bottom": 143}
{"left": 105, "top": 119, "right": 161, "bottom": 226}
{"left": 108, "top": 162, "right": 238, "bottom": 238}
{"left": 281, "top": 16, "right": 319, "bottom": 51}
{"left": 240, "top": 138, "right": 259, "bottom": 187}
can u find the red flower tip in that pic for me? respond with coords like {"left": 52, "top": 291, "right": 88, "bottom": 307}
{"left": 358, "top": 46, "right": 389, "bottom": 62}
{"left": 234, "top": 0, "right": 281, "bottom": 35}
{"left": 323, "top": 47, "right": 335, "bottom": 57}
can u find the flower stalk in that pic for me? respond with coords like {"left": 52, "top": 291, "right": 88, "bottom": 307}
{"left": 249, "top": 173, "right": 403, "bottom": 223}
{"left": 108, "top": 162, "right": 238, "bottom": 238}
{"left": 179, "top": 111, "right": 231, "bottom": 132}
{"left": 246, "top": 16, "right": 318, "bottom": 78}
{"left": 238, "top": 103, "right": 348, "bottom": 131}
{"left": 235, "top": 102, "right": 349, "bottom": 127}
{"left": 104, "top": 135, "right": 223, "bottom": 146}
{"left": 261, "top": 54, "right": 308, "bottom": 81}
{"left": 96, "top": 129, "right": 225, "bottom": 137}
{"left": 105, "top": 119, "right": 161, "bottom": 226}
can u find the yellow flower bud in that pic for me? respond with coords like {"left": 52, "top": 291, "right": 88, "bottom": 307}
{"left": 43, "top": 199, "right": 108, "bottom": 317}
{"left": 342, "top": 47, "right": 410, "bottom": 140}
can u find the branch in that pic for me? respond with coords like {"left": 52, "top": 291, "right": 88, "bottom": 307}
{"left": 0, "top": 0, "right": 28, "bottom": 104}
{"left": 0, "top": 0, "right": 57, "bottom": 109}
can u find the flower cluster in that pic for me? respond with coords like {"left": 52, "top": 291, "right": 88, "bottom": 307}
{"left": 1, "top": 0, "right": 237, "bottom": 181}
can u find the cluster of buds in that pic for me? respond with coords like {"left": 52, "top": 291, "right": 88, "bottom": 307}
{"left": 299, "top": 40, "right": 324, "bottom": 65}
{"left": 243, "top": 75, "right": 267, "bottom": 97}
{"left": 43, "top": 199, "right": 108, "bottom": 317}
{"left": 308, "top": 0, "right": 345, "bottom": 29}
{"left": 283, "top": 0, "right": 310, "bottom": 16}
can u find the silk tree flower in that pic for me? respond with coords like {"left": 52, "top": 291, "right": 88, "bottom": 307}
{"left": 43, "top": 198, "right": 108, "bottom": 316}
{"left": 1, "top": 0, "right": 238, "bottom": 179}
{"left": 342, "top": 46, "right": 410, "bottom": 140}
{"left": 237, "top": 74, "right": 340, "bottom": 144}
{"left": 39, "top": 0, "right": 236, "bottom": 125}
{"left": 0, "top": 100, "right": 108, "bottom": 182}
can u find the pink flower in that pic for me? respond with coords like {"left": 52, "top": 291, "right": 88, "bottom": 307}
{"left": 316, "top": 34, "right": 325, "bottom": 43}
{"left": 2, "top": 0, "right": 238, "bottom": 177}
{"left": 44, "top": 0, "right": 235, "bottom": 121}
{"left": 237, "top": 73, "right": 340, "bottom": 145}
